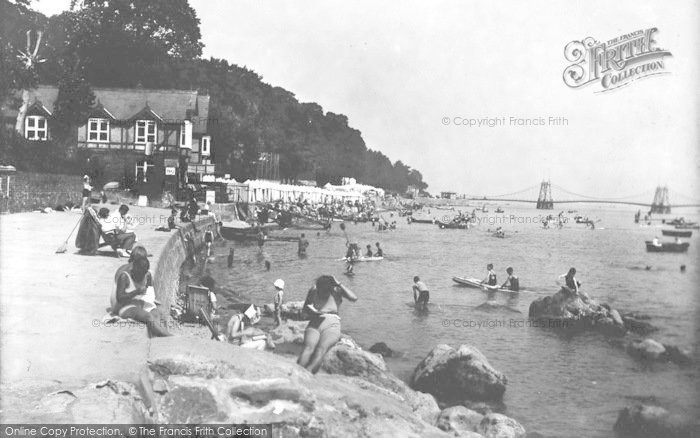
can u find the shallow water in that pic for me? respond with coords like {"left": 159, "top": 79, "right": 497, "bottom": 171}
{"left": 204, "top": 204, "right": 700, "bottom": 437}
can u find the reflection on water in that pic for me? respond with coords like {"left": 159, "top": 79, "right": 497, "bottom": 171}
{"left": 204, "top": 205, "right": 700, "bottom": 437}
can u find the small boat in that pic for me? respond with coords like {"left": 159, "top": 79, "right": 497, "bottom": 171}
{"left": 437, "top": 221, "right": 469, "bottom": 229}
{"left": 492, "top": 232, "right": 505, "bottom": 238}
{"left": 452, "top": 276, "right": 516, "bottom": 293}
{"left": 337, "top": 256, "right": 384, "bottom": 262}
{"left": 481, "top": 205, "right": 488, "bottom": 213}
{"left": 675, "top": 224, "right": 700, "bottom": 230}
{"left": 410, "top": 218, "right": 435, "bottom": 224}
{"left": 495, "top": 207, "right": 504, "bottom": 213}
{"left": 661, "top": 229, "right": 692, "bottom": 238}
{"left": 645, "top": 241, "right": 690, "bottom": 253}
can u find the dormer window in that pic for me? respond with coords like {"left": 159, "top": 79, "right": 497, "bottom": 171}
{"left": 135, "top": 120, "right": 156, "bottom": 144}
{"left": 25, "top": 116, "right": 47, "bottom": 140}
{"left": 88, "top": 118, "right": 110, "bottom": 142}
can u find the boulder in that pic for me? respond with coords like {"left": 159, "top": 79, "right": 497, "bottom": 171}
{"left": 621, "top": 315, "right": 657, "bottom": 335}
{"left": 16, "top": 382, "right": 147, "bottom": 423}
{"left": 476, "top": 413, "right": 526, "bottom": 438}
{"left": 268, "top": 320, "right": 308, "bottom": 345}
{"left": 411, "top": 344, "right": 507, "bottom": 404}
{"left": 322, "top": 336, "right": 440, "bottom": 424}
{"left": 146, "top": 337, "right": 449, "bottom": 436}
{"left": 662, "top": 344, "right": 693, "bottom": 367}
{"left": 261, "top": 300, "right": 306, "bottom": 320}
{"left": 528, "top": 287, "right": 626, "bottom": 335}
{"left": 369, "top": 342, "right": 394, "bottom": 358}
{"left": 436, "top": 406, "right": 485, "bottom": 437}
{"left": 614, "top": 404, "right": 698, "bottom": 438}
{"left": 435, "top": 407, "right": 526, "bottom": 438}
{"left": 627, "top": 339, "right": 666, "bottom": 360}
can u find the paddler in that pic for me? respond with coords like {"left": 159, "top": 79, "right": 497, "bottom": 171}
{"left": 501, "top": 267, "right": 519, "bottom": 292}
{"left": 482, "top": 264, "right": 497, "bottom": 287}
{"left": 365, "top": 244, "right": 373, "bottom": 257}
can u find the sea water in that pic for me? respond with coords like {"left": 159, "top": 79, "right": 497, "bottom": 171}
{"left": 205, "top": 204, "right": 699, "bottom": 437}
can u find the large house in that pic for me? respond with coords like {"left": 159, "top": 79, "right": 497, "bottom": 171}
{"left": 3, "top": 85, "right": 215, "bottom": 195}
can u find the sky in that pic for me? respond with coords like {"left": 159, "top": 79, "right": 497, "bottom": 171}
{"left": 31, "top": 0, "right": 700, "bottom": 200}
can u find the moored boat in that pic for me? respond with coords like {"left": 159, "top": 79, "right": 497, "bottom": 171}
{"left": 675, "top": 224, "right": 700, "bottom": 230}
{"left": 645, "top": 241, "right": 690, "bottom": 253}
{"left": 661, "top": 229, "right": 692, "bottom": 238}
{"left": 437, "top": 220, "right": 469, "bottom": 229}
{"left": 410, "top": 218, "right": 435, "bottom": 224}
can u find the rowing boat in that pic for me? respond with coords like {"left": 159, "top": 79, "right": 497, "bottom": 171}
{"left": 661, "top": 229, "right": 692, "bottom": 238}
{"left": 452, "top": 276, "right": 517, "bottom": 292}
{"left": 645, "top": 241, "right": 690, "bottom": 253}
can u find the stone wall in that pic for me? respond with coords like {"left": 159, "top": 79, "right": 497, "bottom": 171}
{"left": 0, "top": 171, "right": 82, "bottom": 213}
{"left": 151, "top": 216, "right": 217, "bottom": 319}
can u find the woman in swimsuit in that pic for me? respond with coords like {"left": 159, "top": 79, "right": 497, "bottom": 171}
{"left": 112, "top": 257, "right": 171, "bottom": 337}
{"left": 298, "top": 275, "right": 358, "bottom": 373}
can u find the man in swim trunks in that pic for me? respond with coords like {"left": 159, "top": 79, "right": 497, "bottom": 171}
{"left": 501, "top": 267, "right": 519, "bottom": 291}
{"left": 412, "top": 276, "right": 430, "bottom": 310}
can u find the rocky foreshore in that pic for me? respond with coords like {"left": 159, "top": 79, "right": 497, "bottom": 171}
{"left": 529, "top": 287, "right": 693, "bottom": 367}
{"left": 15, "top": 333, "right": 529, "bottom": 438}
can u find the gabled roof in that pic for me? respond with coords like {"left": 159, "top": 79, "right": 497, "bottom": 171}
{"left": 129, "top": 105, "right": 163, "bottom": 123}
{"left": 26, "top": 100, "right": 52, "bottom": 117}
{"left": 3, "top": 85, "right": 210, "bottom": 128}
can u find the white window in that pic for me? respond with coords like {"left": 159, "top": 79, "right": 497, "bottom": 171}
{"left": 25, "top": 116, "right": 47, "bottom": 140}
{"left": 135, "top": 120, "right": 156, "bottom": 144}
{"left": 179, "top": 120, "right": 192, "bottom": 148}
{"left": 201, "top": 135, "right": 211, "bottom": 156}
{"left": 87, "top": 118, "right": 110, "bottom": 142}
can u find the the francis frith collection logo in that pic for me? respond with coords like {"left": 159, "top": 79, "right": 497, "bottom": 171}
{"left": 563, "top": 28, "right": 672, "bottom": 92}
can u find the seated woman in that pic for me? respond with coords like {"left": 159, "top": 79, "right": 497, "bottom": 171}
{"left": 224, "top": 305, "right": 269, "bottom": 350}
{"left": 298, "top": 275, "right": 358, "bottom": 374}
{"left": 111, "top": 257, "right": 171, "bottom": 337}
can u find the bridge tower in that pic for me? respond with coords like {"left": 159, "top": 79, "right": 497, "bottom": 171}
{"left": 650, "top": 186, "right": 671, "bottom": 213}
{"left": 536, "top": 180, "right": 554, "bottom": 209}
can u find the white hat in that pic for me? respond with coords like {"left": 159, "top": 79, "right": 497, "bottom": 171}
{"left": 244, "top": 305, "right": 258, "bottom": 322}
{"left": 274, "top": 279, "right": 285, "bottom": 289}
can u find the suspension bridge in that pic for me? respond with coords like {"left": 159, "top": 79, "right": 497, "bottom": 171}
{"left": 463, "top": 181, "right": 700, "bottom": 212}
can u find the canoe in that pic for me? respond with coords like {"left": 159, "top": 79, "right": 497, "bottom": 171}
{"left": 661, "top": 229, "right": 692, "bottom": 238}
{"left": 674, "top": 224, "right": 699, "bottom": 230}
{"left": 337, "top": 256, "right": 384, "bottom": 262}
{"left": 452, "top": 276, "right": 516, "bottom": 293}
{"left": 645, "top": 241, "right": 690, "bottom": 253}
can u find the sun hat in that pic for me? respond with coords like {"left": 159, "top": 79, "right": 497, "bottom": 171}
{"left": 274, "top": 279, "right": 285, "bottom": 289}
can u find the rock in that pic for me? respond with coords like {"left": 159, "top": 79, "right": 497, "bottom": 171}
{"left": 369, "top": 342, "right": 394, "bottom": 357}
{"left": 437, "top": 406, "right": 485, "bottom": 437}
{"left": 621, "top": 315, "right": 658, "bottom": 335}
{"left": 662, "top": 344, "right": 693, "bottom": 367}
{"left": 411, "top": 344, "right": 507, "bottom": 404}
{"left": 627, "top": 339, "right": 666, "bottom": 360}
{"left": 268, "top": 320, "right": 308, "bottom": 345}
{"left": 262, "top": 300, "right": 306, "bottom": 320}
{"left": 528, "top": 287, "right": 627, "bottom": 335}
{"left": 614, "top": 404, "right": 698, "bottom": 438}
{"left": 20, "top": 383, "right": 147, "bottom": 423}
{"left": 593, "top": 316, "right": 627, "bottom": 337}
{"left": 322, "top": 336, "right": 440, "bottom": 424}
{"left": 146, "top": 336, "right": 449, "bottom": 436}
{"left": 476, "top": 413, "right": 526, "bottom": 438}
{"left": 608, "top": 308, "right": 623, "bottom": 326}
